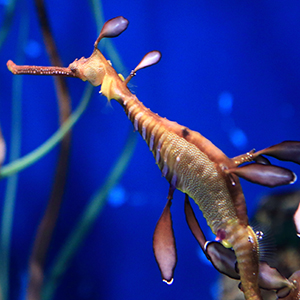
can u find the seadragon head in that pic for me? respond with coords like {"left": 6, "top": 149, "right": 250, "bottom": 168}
{"left": 7, "top": 16, "right": 161, "bottom": 102}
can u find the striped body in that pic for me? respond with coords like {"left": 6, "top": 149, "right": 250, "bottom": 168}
{"left": 118, "top": 92, "right": 262, "bottom": 300}
{"left": 122, "top": 94, "right": 238, "bottom": 232}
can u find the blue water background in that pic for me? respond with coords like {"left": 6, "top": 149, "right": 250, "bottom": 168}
{"left": 0, "top": 1, "right": 300, "bottom": 299}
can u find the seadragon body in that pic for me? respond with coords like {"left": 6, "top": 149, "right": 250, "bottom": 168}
{"left": 121, "top": 87, "right": 261, "bottom": 299}
{"left": 7, "top": 17, "right": 300, "bottom": 300}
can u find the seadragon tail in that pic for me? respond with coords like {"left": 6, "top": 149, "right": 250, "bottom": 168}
{"left": 227, "top": 221, "right": 262, "bottom": 300}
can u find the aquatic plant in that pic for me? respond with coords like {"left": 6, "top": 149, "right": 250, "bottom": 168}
{"left": 0, "top": 1, "right": 136, "bottom": 299}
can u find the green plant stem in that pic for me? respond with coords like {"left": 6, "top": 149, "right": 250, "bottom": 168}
{"left": 0, "top": 10, "right": 28, "bottom": 300}
{"left": 42, "top": 129, "right": 137, "bottom": 300}
{"left": 88, "top": 0, "right": 105, "bottom": 34}
{"left": 27, "top": 0, "right": 73, "bottom": 298}
{"left": 0, "top": 71, "right": 22, "bottom": 300}
{"left": 0, "top": 0, "right": 17, "bottom": 50}
{"left": 0, "top": 84, "right": 93, "bottom": 179}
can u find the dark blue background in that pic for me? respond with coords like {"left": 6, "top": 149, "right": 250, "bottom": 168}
{"left": 0, "top": 1, "right": 300, "bottom": 299}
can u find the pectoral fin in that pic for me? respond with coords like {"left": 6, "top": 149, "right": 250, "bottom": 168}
{"left": 255, "top": 141, "right": 300, "bottom": 165}
{"left": 258, "top": 262, "right": 293, "bottom": 291}
{"left": 184, "top": 195, "right": 239, "bottom": 279}
{"left": 184, "top": 194, "right": 207, "bottom": 250}
{"left": 205, "top": 241, "right": 239, "bottom": 279}
{"left": 254, "top": 155, "right": 270, "bottom": 165}
{"left": 276, "top": 270, "right": 300, "bottom": 299}
{"left": 153, "top": 197, "right": 176, "bottom": 285}
{"left": 226, "top": 164, "right": 297, "bottom": 187}
{"left": 293, "top": 202, "right": 300, "bottom": 237}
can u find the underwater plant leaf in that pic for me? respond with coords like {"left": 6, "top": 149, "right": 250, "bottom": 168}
{"left": 153, "top": 198, "right": 177, "bottom": 285}
{"left": 184, "top": 194, "right": 207, "bottom": 250}
{"left": 226, "top": 164, "right": 297, "bottom": 187}
{"left": 205, "top": 241, "right": 239, "bottom": 279}
{"left": 256, "top": 141, "right": 300, "bottom": 165}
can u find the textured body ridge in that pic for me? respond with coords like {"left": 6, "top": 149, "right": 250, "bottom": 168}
{"left": 227, "top": 222, "right": 261, "bottom": 300}
{"left": 122, "top": 94, "right": 238, "bottom": 232}
{"left": 155, "top": 131, "right": 238, "bottom": 232}
{"left": 120, "top": 92, "right": 261, "bottom": 299}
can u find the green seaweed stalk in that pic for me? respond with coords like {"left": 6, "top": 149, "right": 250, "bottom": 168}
{"left": 42, "top": 129, "right": 136, "bottom": 300}
{"left": 1, "top": 1, "right": 137, "bottom": 299}
{"left": 0, "top": 84, "right": 93, "bottom": 179}
{"left": 40, "top": 2, "right": 136, "bottom": 298}
{"left": 27, "top": 0, "right": 73, "bottom": 298}
{"left": 0, "top": 0, "right": 17, "bottom": 50}
{"left": 0, "top": 10, "right": 28, "bottom": 300}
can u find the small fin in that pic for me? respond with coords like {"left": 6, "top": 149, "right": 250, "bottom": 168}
{"left": 258, "top": 262, "right": 293, "bottom": 291}
{"left": 276, "top": 270, "right": 300, "bottom": 298}
{"left": 226, "top": 163, "right": 297, "bottom": 187}
{"left": 94, "top": 16, "right": 129, "bottom": 47}
{"left": 184, "top": 194, "right": 207, "bottom": 250}
{"left": 249, "top": 221, "right": 275, "bottom": 264}
{"left": 153, "top": 198, "right": 177, "bottom": 284}
{"left": 293, "top": 202, "right": 300, "bottom": 238}
{"left": 133, "top": 51, "right": 161, "bottom": 73}
{"left": 254, "top": 155, "right": 270, "bottom": 165}
{"left": 125, "top": 51, "right": 161, "bottom": 85}
{"left": 184, "top": 196, "right": 240, "bottom": 280}
{"left": 276, "top": 286, "right": 292, "bottom": 299}
{"left": 256, "top": 141, "right": 300, "bottom": 165}
{"left": 205, "top": 241, "right": 239, "bottom": 279}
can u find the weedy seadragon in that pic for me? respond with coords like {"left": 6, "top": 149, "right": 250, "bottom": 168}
{"left": 7, "top": 17, "right": 300, "bottom": 300}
